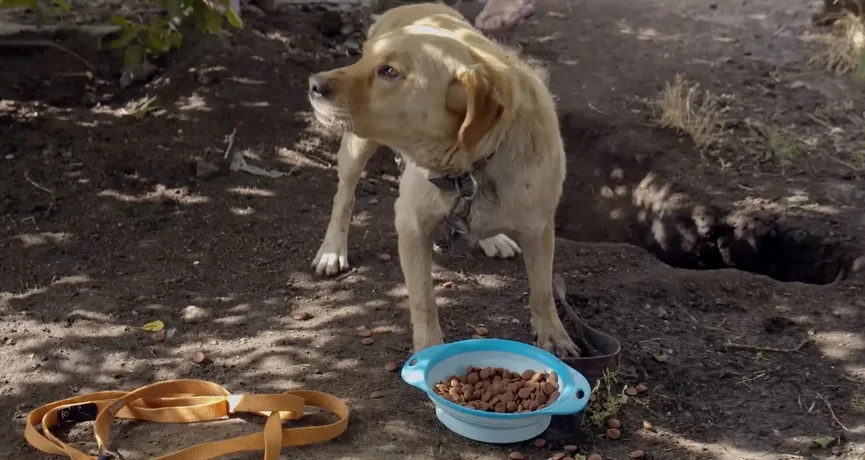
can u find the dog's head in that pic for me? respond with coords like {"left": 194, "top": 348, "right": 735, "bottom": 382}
{"left": 308, "top": 21, "right": 505, "bottom": 172}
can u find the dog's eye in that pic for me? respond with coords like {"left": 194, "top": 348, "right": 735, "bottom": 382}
{"left": 377, "top": 65, "right": 401, "bottom": 80}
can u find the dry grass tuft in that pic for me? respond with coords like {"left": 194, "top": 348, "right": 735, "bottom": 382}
{"left": 809, "top": 13, "right": 865, "bottom": 76}
{"left": 652, "top": 74, "right": 725, "bottom": 152}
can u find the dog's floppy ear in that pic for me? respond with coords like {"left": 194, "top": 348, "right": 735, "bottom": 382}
{"left": 450, "top": 67, "right": 504, "bottom": 154}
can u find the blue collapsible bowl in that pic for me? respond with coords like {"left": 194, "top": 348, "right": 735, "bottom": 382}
{"left": 401, "top": 338, "right": 592, "bottom": 444}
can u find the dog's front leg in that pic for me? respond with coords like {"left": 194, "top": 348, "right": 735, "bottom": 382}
{"left": 395, "top": 195, "right": 445, "bottom": 352}
{"left": 312, "top": 133, "right": 379, "bottom": 276}
{"left": 520, "top": 221, "right": 581, "bottom": 358}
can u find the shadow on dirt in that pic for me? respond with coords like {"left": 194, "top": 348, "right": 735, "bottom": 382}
{"left": 1, "top": 6, "right": 864, "bottom": 460}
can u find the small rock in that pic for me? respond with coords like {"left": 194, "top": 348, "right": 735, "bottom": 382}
{"left": 378, "top": 253, "right": 392, "bottom": 261}
{"left": 361, "top": 337, "right": 375, "bottom": 345}
{"left": 182, "top": 305, "right": 210, "bottom": 323}
{"left": 372, "top": 326, "right": 391, "bottom": 335}
{"left": 532, "top": 438, "right": 546, "bottom": 448}
{"left": 607, "top": 428, "right": 621, "bottom": 439}
{"left": 475, "top": 326, "right": 489, "bottom": 337}
{"left": 508, "top": 452, "right": 524, "bottom": 460}
{"left": 191, "top": 351, "right": 207, "bottom": 364}
{"left": 629, "top": 450, "right": 645, "bottom": 459}
{"left": 642, "top": 420, "right": 655, "bottom": 432}
{"left": 293, "top": 312, "right": 313, "bottom": 321}
{"left": 607, "top": 418, "right": 621, "bottom": 428}
{"left": 152, "top": 331, "right": 166, "bottom": 342}
{"left": 385, "top": 361, "right": 398, "bottom": 372}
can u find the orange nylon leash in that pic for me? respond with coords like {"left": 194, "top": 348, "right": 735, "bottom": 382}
{"left": 24, "top": 379, "right": 350, "bottom": 460}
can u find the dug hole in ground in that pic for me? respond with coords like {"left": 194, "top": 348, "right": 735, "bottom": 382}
{"left": 1, "top": 0, "right": 865, "bottom": 459}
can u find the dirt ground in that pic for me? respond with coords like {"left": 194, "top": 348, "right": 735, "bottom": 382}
{"left": 2, "top": 0, "right": 865, "bottom": 459}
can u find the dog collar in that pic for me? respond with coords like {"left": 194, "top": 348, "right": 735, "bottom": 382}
{"left": 426, "top": 151, "right": 495, "bottom": 193}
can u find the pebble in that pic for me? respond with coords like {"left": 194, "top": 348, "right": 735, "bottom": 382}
{"left": 181, "top": 305, "right": 210, "bottom": 324}
{"left": 629, "top": 450, "right": 645, "bottom": 459}
{"left": 191, "top": 351, "right": 206, "bottom": 364}
{"left": 292, "top": 312, "right": 313, "bottom": 321}
{"left": 508, "top": 452, "right": 524, "bottom": 460}
{"left": 361, "top": 337, "right": 375, "bottom": 345}
{"left": 642, "top": 420, "right": 655, "bottom": 432}
{"left": 532, "top": 438, "right": 546, "bottom": 448}
{"left": 475, "top": 327, "right": 489, "bottom": 337}
{"left": 385, "top": 361, "right": 398, "bottom": 372}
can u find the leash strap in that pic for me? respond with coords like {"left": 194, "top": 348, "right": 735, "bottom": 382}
{"left": 24, "top": 379, "right": 350, "bottom": 460}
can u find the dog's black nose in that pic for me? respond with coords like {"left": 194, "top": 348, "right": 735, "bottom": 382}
{"left": 308, "top": 73, "right": 332, "bottom": 99}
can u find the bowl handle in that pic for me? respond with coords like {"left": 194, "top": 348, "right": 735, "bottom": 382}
{"left": 399, "top": 346, "right": 441, "bottom": 391}
{"left": 545, "top": 367, "right": 593, "bottom": 415}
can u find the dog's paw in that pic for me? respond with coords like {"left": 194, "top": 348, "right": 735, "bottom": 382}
{"left": 477, "top": 233, "right": 521, "bottom": 259}
{"left": 534, "top": 320, "right": 581, "bottom": 359}
{"left": 413, "top": 324, "right": 445, "bottom": 352}
{"left": 312, "top": 239, "right": 349, "bottom": 276}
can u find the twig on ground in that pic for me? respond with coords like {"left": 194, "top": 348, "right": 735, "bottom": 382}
{"left": 24, "top": 170, "right": 56, "bottom": 216}
{"left": 816, "top": 392, "right": 850, "bottom": 432}
{"left": 688, "top": 313, "right": 737, "bottom": 335}
{"left": 0, "top": 40, "right": 96, "bottom": 71}
{"left": 223, "top": 128, "right": 238, "bottom": 160}
{"left": 223, "top": 129, "right": 291, "bottom": 178}
{"left": 724, "top": 336, "right": 813, "bottom": 353}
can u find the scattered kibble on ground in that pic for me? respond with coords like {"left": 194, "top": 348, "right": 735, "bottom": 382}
{"left": 385, "top": 361, "right": 398, "bottom": 372}
{"left": 361, "top": 337, "right": 375, "bottom": 345}
{"left": 607, "top": 418, "right": 621, "bottom": 428}
{"left": 607, "top": 428, "right": 622, "bottom": 439}
{"left": 630, "top": 450, "right": 645, "bottom": 458}
{"left": 508, "top": 451, "right": 524, "bottom": 460}
{"left": 588, "top": 455, "right": 603, "bottom": 460}
{"left": 533, "top": 438, "right": 546, "bottom": 448}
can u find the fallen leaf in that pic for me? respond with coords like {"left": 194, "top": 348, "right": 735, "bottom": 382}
{"left": 811, "top": 436, "right": 836, "bottom": 448}
{"left": 141, "top": 320, "right": 165, "bottom": 332}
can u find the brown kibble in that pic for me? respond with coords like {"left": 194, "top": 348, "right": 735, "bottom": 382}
{"left": 529, "top": 400, "right": 541, "bottom": 410}
{"left": 548, "top": 371, "right": 559, "bottom": 383}
{"left": 495, "top": 402, "right": 507, "bottom": 413}
{"left": 475, "top": 326, "right": 489, "bottom": 336}
{"left": 502, "top": 369, "right": 512, "bottom": 379}
{"left": 548, "top": 391, "right": 560, "bottom": 403}
{"left": 385, "top": 361, "right": 398, "bottom": 372}
{"left": 506, "top": 401, "right": 518, "bottom": 412}
{"left": 361, "top": 337, "right": 375, "bottom": 345}
{"left": 607, "top": 418, "right": 621, "bottom": 429}
{"left": 467, "top": 372, "right": 480, "bottom": 384}
{"left": 589, "top": 393, "right": 597, "bottom": 402}
{"left": 191, "top": 351, "right": 206, "bottom": 364}
{"left": 481, "top": 391, "right": 492, "bottom": 402}
{"left": 377, "top": 253, "right": 392, "bottom": 261}
{"left": 152, "top": 330, "right": 166, "bottom": 342}
{"left": 563, "top": 457, "right": 575, "bottom": 460}
{"left": 636, "top": 383, "right": 648, "bottom": 393}
{"left": 508, "top": 452, "right": 524, "bottom": 460}
{"left": 607, "top": 428, "right": 621, "bottom": 440}
{"left": 542, "top": 382, "right": 557, "bottom": 395}
{"left": 532, "top": 438, "right": 546, "bottom": 448}
{"left": 521, "top": 369, "right": 535, "bottom": 380}
{"left": 552, "top": 454, "right": 566, "bottom": 460}
{"left": 480, "top": 367, "right": 492, "bottom": 379}
{"left": 517, "top": 388, "right": 533, "bottom": 399}
{"left": 563, "top": 445, "right": 578, "bottom": 452}
{"left": 642, "top": 420, "right": 655, "bottom": 432}
{"left": 489, "top": 396, "right": 500, "bottom": 406}
{"left": 629, "top": 450, "right": 645, "bottom": 459}
{"left": 587, "top": 455, "right": 603, "bottom": 460}
{"left": 370, "top": 390, "right": 385, "bottom": 399}
{"left": 490, "top": 383, "right": 503, "bottom": 395}
{"left": 450, "top": 378, "right": 460, "bottom": 387}
{"left": 358, "top": 329, "right": 373, "bottom": 338}
{"left": 625, "top": 387, "right": 638, "bottom": 396}
{"left": 501, "top": 392, "right": 515, "bottom": 404}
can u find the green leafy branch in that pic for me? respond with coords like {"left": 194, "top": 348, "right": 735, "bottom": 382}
{"left": 0, "top": 0, "right": 243, "bottom": 69}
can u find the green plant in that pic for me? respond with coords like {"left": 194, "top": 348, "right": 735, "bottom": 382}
{"left": 110, "top": 0, "right": 243, "bottom": 69}
{"left": 0, "top": 0, "right": 243, "bottom": 69}
{"left": 0, "top": 0, "right": 70, "bottom": 22}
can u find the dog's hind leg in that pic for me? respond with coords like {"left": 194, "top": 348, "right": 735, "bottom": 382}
{"left": 519, "top": 221, "right": 581, "bottom": 358}
{"left": 312, "top": 132, "right": 380, "bottom": 276}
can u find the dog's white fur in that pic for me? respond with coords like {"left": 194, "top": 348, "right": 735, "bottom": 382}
{"left": 308, "top": 3, "right": 579, "bottom": 357}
